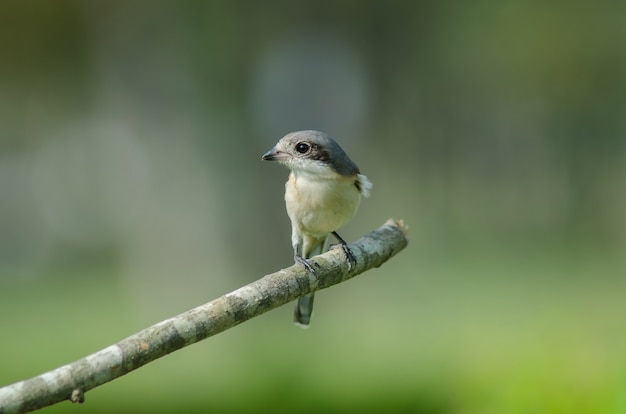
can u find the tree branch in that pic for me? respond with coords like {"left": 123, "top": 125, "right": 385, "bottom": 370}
{"left": 0, "top": 219, "right": 408, "bottom": 413}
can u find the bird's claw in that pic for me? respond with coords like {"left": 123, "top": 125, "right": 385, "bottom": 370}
{"left": 330, "top": 242, "right": 356, "bottom": 271}
{"left": 295, "top": 254, "right": 316, "bottom": 273}
{"left": 340, "top": 243, "right": 356, "bottom": 271}
{"left": 331, "top": 231, "right": 356, "bottom": 271}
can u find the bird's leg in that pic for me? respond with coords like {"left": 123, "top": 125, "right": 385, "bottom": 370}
{"left": 332, "top": 231, "right": 356, "bottom": 270}
{"left": 293, "top": 244, "right": 315, "bottom": 273}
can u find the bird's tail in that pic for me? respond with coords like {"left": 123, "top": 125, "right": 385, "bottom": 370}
{"left": 294, "top": 293, "right": 315, "bottom": 328}
{"left": 293, "top": 236, "right": 329, "bottom": 328}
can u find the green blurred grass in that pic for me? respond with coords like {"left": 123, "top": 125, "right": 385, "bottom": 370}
{"left": 1, "top": 253, "right": 625, "bottom": 414}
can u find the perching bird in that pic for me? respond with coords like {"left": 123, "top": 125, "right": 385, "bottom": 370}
{"left": 262, "top": 130, "right": 371, "bottom": 327}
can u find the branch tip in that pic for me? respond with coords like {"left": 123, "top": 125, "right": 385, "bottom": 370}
{"left": 385, "top": 218, "right": 409, "bottom": 238}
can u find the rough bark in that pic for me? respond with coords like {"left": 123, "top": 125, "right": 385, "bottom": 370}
{"left": 0, "top": 219, "right": 408, "bottom": 413}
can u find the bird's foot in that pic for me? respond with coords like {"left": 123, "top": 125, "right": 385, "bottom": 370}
{"left": 295, "top": 254, "right": 316, "bottom": 273}
{"left": 339, "top": 243, "right": 356, "bottom": 271}
{"left": 332, "top": 231, "right": 356, "bottom": 271}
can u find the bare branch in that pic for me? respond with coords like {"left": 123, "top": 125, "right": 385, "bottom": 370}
{"left": 0, "top": 219, "right": 408, "bottom": 413}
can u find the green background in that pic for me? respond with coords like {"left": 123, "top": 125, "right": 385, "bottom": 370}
{"left": 1, "top": 2, "right": 625, "bottom": 413}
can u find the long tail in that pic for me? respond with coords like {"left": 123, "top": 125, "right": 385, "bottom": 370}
{"left": 293, "top": 236, "right": 329, "bottom": 328}
{"left": 294, "top": 293, "right": 315, "bottom": 327}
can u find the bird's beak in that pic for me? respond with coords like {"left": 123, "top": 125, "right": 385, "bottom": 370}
{"left": 261, "top": 147, "right": 286, "bottom": 161}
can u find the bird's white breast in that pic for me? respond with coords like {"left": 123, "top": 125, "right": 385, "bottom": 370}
{"left": 285, "top": 171, "right": 361, "bottom": 238}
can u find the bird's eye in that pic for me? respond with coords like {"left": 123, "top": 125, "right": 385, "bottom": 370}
{"left": 295, "top": 142, "right": 310, "bottom": 154}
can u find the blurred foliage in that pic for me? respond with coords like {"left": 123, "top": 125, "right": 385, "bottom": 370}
{"left": 1, "top": 1, "right": 625, "bottom": 413}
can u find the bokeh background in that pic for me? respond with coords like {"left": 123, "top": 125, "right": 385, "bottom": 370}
{"left": 1, "top": 1, "right": 625, "bottom": 413}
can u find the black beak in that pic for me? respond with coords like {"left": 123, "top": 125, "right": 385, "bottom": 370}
{"left": 262, "top": 148, "right": 279, "bottom": 161}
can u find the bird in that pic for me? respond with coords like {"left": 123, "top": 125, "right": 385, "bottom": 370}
{"left": 262, "top": 130, "right": 372, "bottom": 327}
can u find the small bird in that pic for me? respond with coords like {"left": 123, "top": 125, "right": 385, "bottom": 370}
{"left": 262, "top": 130, "right": 372, "bottom": 327}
